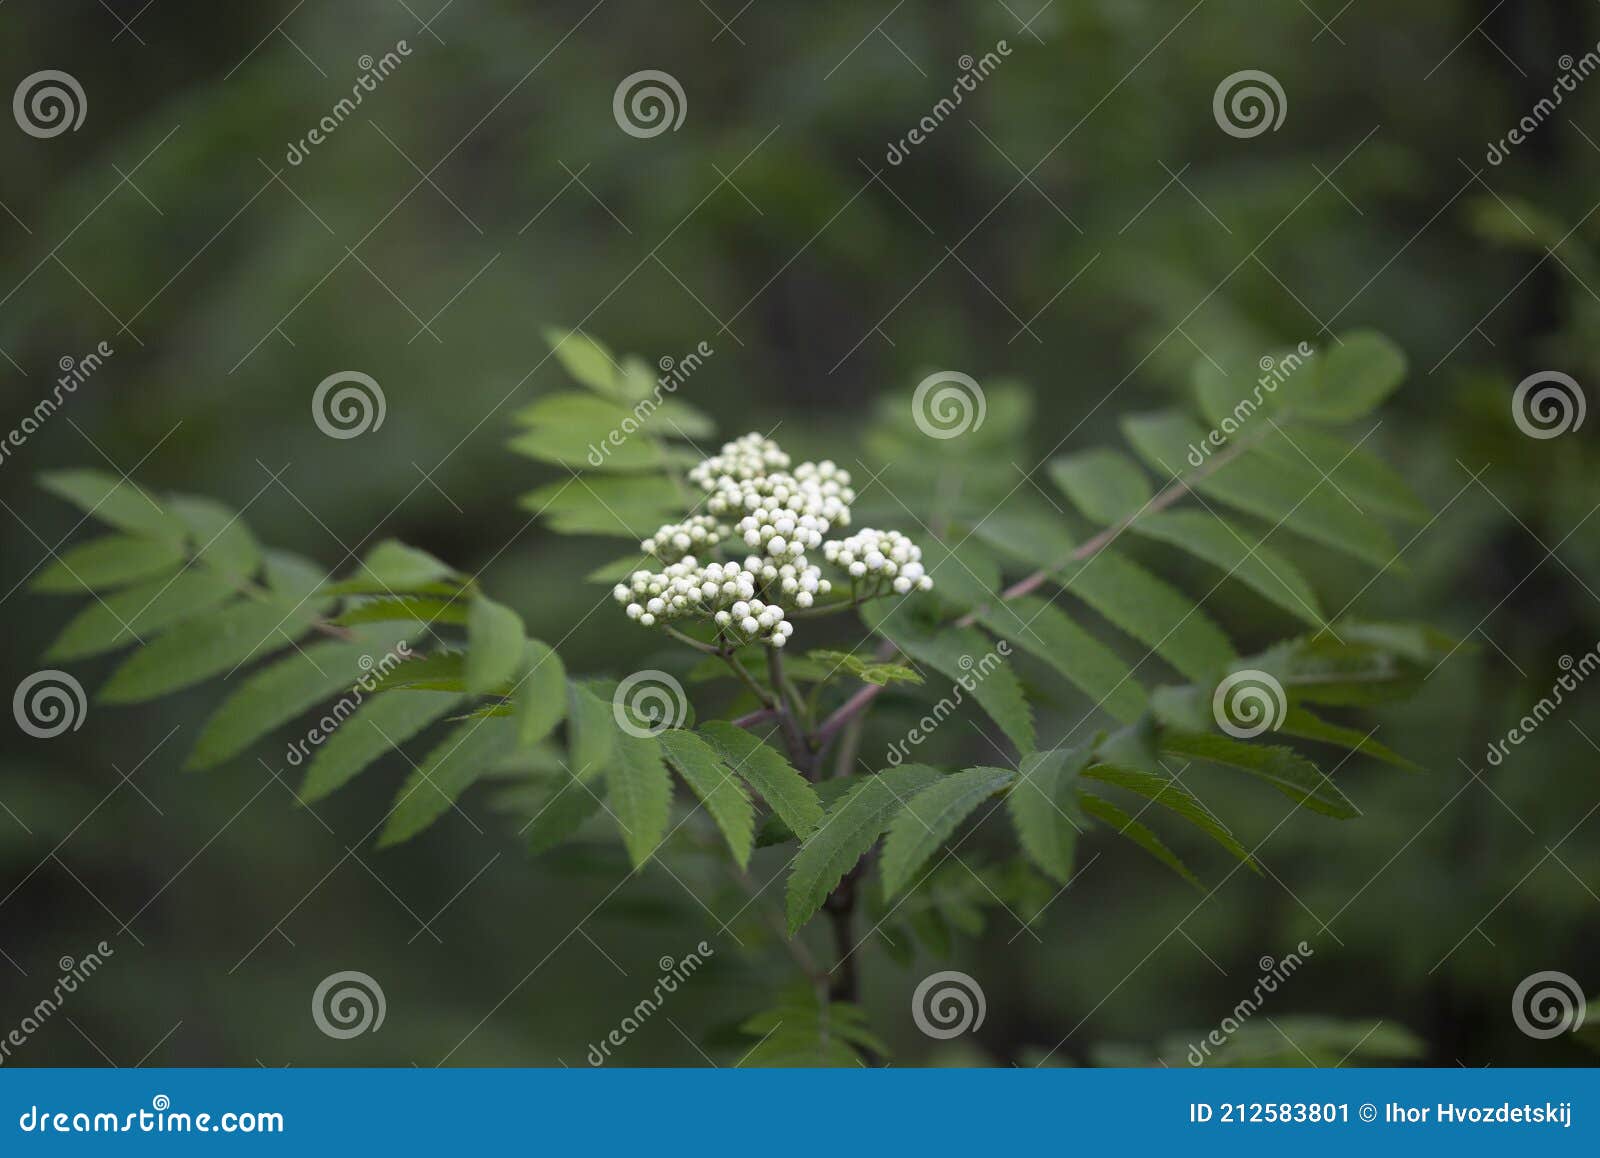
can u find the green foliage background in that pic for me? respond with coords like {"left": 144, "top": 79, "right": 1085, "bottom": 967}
{"left": 1, "top": 1, "right": 1597, "bottom": 1066}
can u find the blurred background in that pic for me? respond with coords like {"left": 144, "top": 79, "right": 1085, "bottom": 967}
{"left": 1, "top": 0, "right": 1597, "bottom": 1067}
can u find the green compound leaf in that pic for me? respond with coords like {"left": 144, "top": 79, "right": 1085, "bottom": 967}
{"left": 379, "top": 715, "right": 522, "bottom": 847}
{"left": 300, "top": 689, "right": 463, "bottom": 803}
{"left": 38, "top": 470, "right": 184, "bottom": 542}
{"left": 187, "top": 624, "right": 417, "bottom": 771}
{"left": 465, "top": 593, "right": 526, "bottom": 694}
{"left": 1049, "top": 447, "right": 1153, "bottom": 525}
{"left": 1082, "top": 763, "right": 1257, "bottom": 869}
{"left": 44, "top": 569, "right": 239, "bottom": 661}
{"left": 1080, "top": 790, "right": 1200, "bottom": 888}
{"left": 880, "top": 766, "right": 1015, "bottom": 899}
{"left": 1007, "top": 745, "right": 1093, "bottom": 884}
{"left": 659, "top": 728, "right": 755, "bottom": 870}
{"left": 786, "top": 764, "right": 943, "bottom": 934}
{"left": 606, "top": 731, "right": 673, "bottom": 868}
{"left": 699, "top": 721, "right": 823, "bottom": 839}
{"left": 862, "top": 602, "right": 1035, "bottom": 756}
{"left": 31, "top": 534, "right": 186, "bottom": 594}
{"left": 1161, "top": 730, "right": 1358, "bottom": 819}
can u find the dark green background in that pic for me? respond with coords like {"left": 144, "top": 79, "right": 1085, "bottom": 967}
{"left": 0, "top": 1, "right": 1596, "bottom": 1066}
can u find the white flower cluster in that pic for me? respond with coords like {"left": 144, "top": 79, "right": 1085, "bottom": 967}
{"left": 641, "top": 515, "right": 726, "bottom": 563}
{"left": 615, "top": 433, "right": 930, "bottom": 647}
{"left": 823, "top": 528, "right": 932, "bottom": 594}
{"left": 613, "top": 560, "right": 792, "bottom": 645}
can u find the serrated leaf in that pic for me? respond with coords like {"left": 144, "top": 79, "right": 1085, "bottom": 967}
{"left": 508, "top": 393, "right": 664, "bottom": 471}
{"left": 975, "top": 597, "right": 1147, "bottom": 723}
{"left": 367, "top": 652, "right": 465, "bottom": 692}
{"left": 323, "top": 540, "right": 459, "bottom": 596}
{"left": 300, "top": 689, "right": 462, "bottom": 803}
{"left": 607, "top": 732, "right": 673, "bottom": 868}
{"left": 1255, "top": 428, "right": 1428, "bottom": 523}
{"left": 915, "top": 535, "right": 1004, "bottom": 613}
{"left": 523, "top": 774, "right": 603, "bottom": 854}
{"left": 699, "top": 721, "right": 822, "bottom": 838}
{"left": 659, "top": 729, "right": 755, "bottom": 869}
{"left": 1133, "top": 510, "right": 1326, "bottom": 628}
{"left": 379, "top": 715, "right": 523, "bottom": 846}
{"left": 515, "top": 640, "right": 567, "bottom": 747}
{"left": 785, "top": 764, "right": 943, "bottom": 933}
{"left": 543, "top": 328, "right": 619, "bottom": 395}
{"left": 168, "top": 495, "right": 262, "bottom": 580}
{"left": 187, "top": 624, "right": 417, "bottom": 771}
{"left": 1279, "top": 706, "right": 1419, "bottom": 771}
{"left": 1299, "top": 330, "right": 1406, "bottom": 422}
{"left": 1053, "top": 550, "right": 1236, "bottom": 683}
{"left": 1161, "top": 731, "right": 1357, "bottom": 818}
{"left": 567, "top": 682, "right": 620, "bottom": 778}
{"left": 967, "top": 494, "right": 1078, "bottom": 571}
{"left": 520, "top": 474, "right": 685, "bottom": 538}
{"left": 335, "top": 595, "right": 468, "bottom": 627}
{"left": 38, "top": 470, "right": 184, "bottom": 542}
{"left": 1007, "top": 745, "right": 1093, "bottom": 883}
{"left": 99, "top": 580, "right": 332, "bottom": 704}
{"left": 1080, "top": 791, "right": 1200, "bottom": 887}
{"left": 1082, "top": 763, "right": 1257, "bottom": 869}
{"left": 1049, "top": 448, "right": 1153, "bottom": 525}
{"left": 32, "top": 534, "right": 186, "bottom": 593}
{"left": 1122, "top": 411, "right": 1398, "bottom": 569}
{"left": 861, "top": 602, "right": 1035, "bottom": 755}
{"left": 880, "top": 767, "right": 1015, "bottom": 898}
{"left": 807, "top": 649, "right": 923, "bottom": 687}
{"left": 465, "top": 593, "right": 525, "bottom": 694}
{"left": 44, "top": 569, "right": 239, "bottom": 661}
